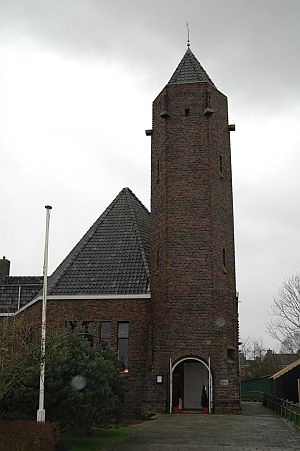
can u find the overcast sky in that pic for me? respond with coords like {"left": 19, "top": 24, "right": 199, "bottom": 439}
{"left": 0, "top": 0, "right": 299, "bottom": 350}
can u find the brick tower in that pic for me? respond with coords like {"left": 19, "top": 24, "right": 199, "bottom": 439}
{"left": 149, "top": 46, "right": 240, "bottom": 413}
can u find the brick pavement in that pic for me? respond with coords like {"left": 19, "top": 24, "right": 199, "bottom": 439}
{"left": 112, "top": 402, "right": 299, "bottom": 450}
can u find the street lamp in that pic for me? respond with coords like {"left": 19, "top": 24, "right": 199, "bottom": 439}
{"left": 37, "top": 205, "right": 52, "bottom": 422}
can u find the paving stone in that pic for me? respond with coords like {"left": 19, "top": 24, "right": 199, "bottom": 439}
{"left": 112, "top": 403, "right": 300, "bottom": 450}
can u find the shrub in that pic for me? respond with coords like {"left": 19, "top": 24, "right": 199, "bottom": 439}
{"left": 1, "top": 327, "right": 125, "bottom": 433}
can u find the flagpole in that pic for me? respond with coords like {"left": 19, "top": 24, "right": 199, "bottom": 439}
{"left": 37, "top": 205, "right": 52, "bottom": 422}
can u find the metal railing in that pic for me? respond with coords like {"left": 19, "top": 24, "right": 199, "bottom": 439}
{"left": 263, "top": 393, "right": 300, "bottom": 428}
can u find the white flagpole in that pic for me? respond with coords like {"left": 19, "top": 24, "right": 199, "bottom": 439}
{"left": 37, "top": 205, "right": 52, "bottom": 422}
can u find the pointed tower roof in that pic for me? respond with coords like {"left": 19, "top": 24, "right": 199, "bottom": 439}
{"left": 169, "top": 47, "right": 215, "bottom": 87}
{"left": 47, "top": 188, "right": 150, "bottom": 296}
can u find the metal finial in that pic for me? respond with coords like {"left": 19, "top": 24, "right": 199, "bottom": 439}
{"left": 186, "top": 22, "right": 190, "bottom": 47}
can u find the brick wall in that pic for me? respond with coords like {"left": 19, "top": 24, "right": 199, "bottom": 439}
{"left": 16, "top": 297, "right": 151, "bottom": 415}
{"left": 0, "top": 258, "right": 10, "bottom": 284}
{"left": 150, "top": 81, "right": 240, "bottom": 413}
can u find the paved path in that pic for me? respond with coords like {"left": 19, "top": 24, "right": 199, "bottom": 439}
{"left": 112, "top": 403, "right": 299, "bottom": 450}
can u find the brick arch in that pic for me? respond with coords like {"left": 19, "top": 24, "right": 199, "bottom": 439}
{"left": 170, "top": 356, "right": 213, "bottom": 413}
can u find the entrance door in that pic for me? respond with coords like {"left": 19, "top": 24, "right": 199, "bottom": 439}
{"left": 184, "top": 361, "right": 206, "bottom": 409}
{"left": 184, "top": 362, "right": 202, "bottom": 409}
{"left": 171, "top": 357, "right": 210, "bottom": 412}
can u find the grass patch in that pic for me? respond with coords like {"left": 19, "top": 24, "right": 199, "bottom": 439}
{"left": 60, "top": 426, "right": 134, "bottom": 451}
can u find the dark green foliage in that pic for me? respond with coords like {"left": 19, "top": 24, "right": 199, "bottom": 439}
{"left": 1, "top": 326, "right": 125, "bottom": 433}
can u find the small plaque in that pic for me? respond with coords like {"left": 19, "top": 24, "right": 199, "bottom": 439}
{"left": 156, "top": 375, "right": 163, "bottom": 384}
{"left": 220, "top": 379, "right": 229, "bottom": 386}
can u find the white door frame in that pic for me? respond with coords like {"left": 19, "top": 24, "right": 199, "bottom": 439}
{"left": 169, "top": 356, "right": 212, "bottom": 413}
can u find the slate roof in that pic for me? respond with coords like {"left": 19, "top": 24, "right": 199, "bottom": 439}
{"left": 46, "top": 187, "right": 150, "bottom": 296}
{"left": 169, "top": 47, "right": 215, "bottom": 87}
{"left": 0, "top": 277, "right": 43, "bottom": 313}
{"left": 0, "top": 188, "right": 150, "bottom": 313}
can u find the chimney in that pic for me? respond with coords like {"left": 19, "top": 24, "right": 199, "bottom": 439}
{"left": 0, "top": 256, "right": 10, "bottom": 284}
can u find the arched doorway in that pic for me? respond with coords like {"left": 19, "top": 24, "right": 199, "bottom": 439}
{"left": 170, "top": 357, "right": 212, "bottom": 413}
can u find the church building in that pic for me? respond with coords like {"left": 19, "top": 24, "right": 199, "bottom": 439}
{"left": 0, "top": 45, "right": 240, "bottom": 414}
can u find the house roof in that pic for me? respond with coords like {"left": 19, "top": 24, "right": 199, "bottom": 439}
{"left": 169, "top": 47, "right": 215, "bottom": 87}
{"left": 46, "top": 187, "right": 150, "bottom": 296}
{"left": 0, "top": 277, "right": 43, "bottom": 313}
{"left": 271, "top": 358, "right": 300, "bottom": 380}
{"left": 0, "top": 188, "right": 150, "bottom": 313}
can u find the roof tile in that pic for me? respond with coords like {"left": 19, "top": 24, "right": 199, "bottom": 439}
{"left": 169, "top": 47, "right": 215, "bottom": 87}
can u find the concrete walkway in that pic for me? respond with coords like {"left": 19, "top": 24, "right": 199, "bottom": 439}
{"left": 112, "top": 403, "right": 299, "bottom": 450}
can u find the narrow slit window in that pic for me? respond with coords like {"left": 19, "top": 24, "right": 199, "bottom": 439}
{"left": 204, "top": 91, "right": 211, "bottom": 108}
{"left": 157, "top": 158, "right": 160, "bottom": 181}
{"left": 100, "top": 321, "right": 112, "bottom": 348}
{"left": 222, "top": 248, "right": 226, "bottom": 269}
{"left": 227, "top": 348, "right": 235, "bottom": 361}
{"left": 219, "top": 155, "right": 223, "bottom": 175}
{"left": 184, "top": 108, "right": 190, "bottom": 117}
{"left": 118, "top": 322, "right": 129, "bottom": 372}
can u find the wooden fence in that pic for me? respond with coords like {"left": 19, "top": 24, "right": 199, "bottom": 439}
{"left": 263, "top": 393, "right": 300, "bottom": 428}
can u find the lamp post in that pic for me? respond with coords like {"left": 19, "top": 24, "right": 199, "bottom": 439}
{"left": 37, "top": 205, "right": 52, "bottom": 422}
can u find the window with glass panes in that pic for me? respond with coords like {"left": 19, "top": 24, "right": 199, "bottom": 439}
{"left": 83, "top": 321, "right": 96, "bottom": 346}
{"left": 100, "top": 321, "right": 112, "bottom": 348}
{"left": 117, "top": 322, "right": 129, "bottom": 371}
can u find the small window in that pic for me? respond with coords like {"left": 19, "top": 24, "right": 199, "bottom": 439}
{"left": 227, "top": 348, "right": 235, "bottom": 361}
{"left": 219, "top": 155, "right": 223, "bottom": 176}
{"left": 118, "top": 322, "right": 129, "bottom": 371}
{"left": 204, "top": 91, "right": 211, "bottom": 108}
{"left": 222, "top": 248, "right": 227, "bottom": 273}
{"left": 184, "top": 108, "right": 190, "bottom": 117}
{"left": 83, "top": 321, "right": 96, "bottom": 347}
{"left": 100, "top": 321, "right": 112, "bottom": 348}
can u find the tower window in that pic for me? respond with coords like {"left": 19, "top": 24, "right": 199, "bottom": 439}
{"left": 100, "top": 321, "right": 112, "bottom": 348}
{"left": 219, "top": 155, "right": 223, "bottom": 176}
{"left": 118, "top": 322, "right": 129, "bottom": 371}
{"left": 227, "top": 347, "right": 235, "bottom": 361}
{"left": 204, "top": 91, "right": 211, "bottom": 108}
{"left": 184, "top": 108, "right": 190, "bottom": 117}
{"left": 222, "top": 248, "right": 227, "bottom": 273}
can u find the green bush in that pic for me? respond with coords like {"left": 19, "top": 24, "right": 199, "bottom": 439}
{"left": 1, "top": 327, "right": 125, "bottom": 433}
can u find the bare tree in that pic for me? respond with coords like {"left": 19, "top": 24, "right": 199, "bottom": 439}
{"left": 0, "top": 316, "right": 40, "bottom": 402}
{"left": 267, "top": 274, "right": 300, "bottom": 353}
{"left": 240, "top": 337, "right": 280, "bottom": 379}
